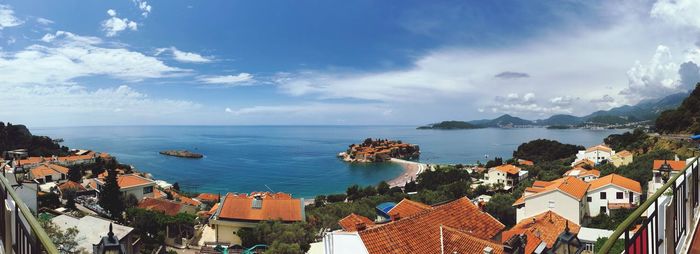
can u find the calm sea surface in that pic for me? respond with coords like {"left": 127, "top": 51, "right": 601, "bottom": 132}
{"left": 33, "top": 126, "right": 625, "bottom": 198}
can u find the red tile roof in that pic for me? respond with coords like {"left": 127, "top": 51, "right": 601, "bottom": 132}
{"left": 653, "top": 160, "right": 686, "bottom": 171}
{"left": 501, "top": 211, "right": 580, "bottom": 251}
{"left": 586, "top": 145, "right": 612, "bottom": 153}
{"left": 58, "top": 181, "right": 86, "bottom": 192}
{"left": 170, "top": 191, "right": 202, "bottom": 206}
{"left": 615, "top": 150, "right": 633, "bottom": 157}
{"left": 138, "top": 197, "right": 183, "bottom": 216}
{"left": 491, "top": 164, "right": 522, "bottom": 175}
{"left": 196, "top": 193, "right": 220, "bottom": 202}
{"left": 97, "top": 174, "right": 154, "bottom": 189}
{"left": 518, "top": 159, "right": 534, "bottom": 166}
{"left": 216, "top": 192, "right": 303, "bottom": 222}
{"left": 206, "top": 203, "right": 219, "bottom": 216}
{"left": 387, "top": 198, "right": 431, "bottom": 219}
{"left": 514, "top": 177, "right": 590, "bottom": 206}
{"left": 338, "top": 213, "right": 376, "bottom": 232}
{"left": 442, "top": 226, "right": 505, "bottom": 254}
{"left": 589, "top": 174, "right": 642, "bottom": 193}
{"left": 357, "top": 197, "right": 505, "bottom": 254}
{"left": 30, "top": 163, "right": 69, "bottom": 179}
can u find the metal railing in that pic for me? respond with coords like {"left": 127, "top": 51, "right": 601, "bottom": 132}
{"left": 599, "top": 156, "right": 700, "bottom": 254}
{"left": 0, "top": 173, "right": 58, "bottom": 254}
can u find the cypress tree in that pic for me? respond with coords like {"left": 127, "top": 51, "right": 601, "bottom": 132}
{"left": 99, "top": 168, "right": 124, "bottom": 219}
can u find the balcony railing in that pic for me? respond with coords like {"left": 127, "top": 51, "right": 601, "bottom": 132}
{"left": 599, "top": 156, "right": 700, "bottom": 254}
{"left": 0, "top": 173, "right": 58, "bottom": 254}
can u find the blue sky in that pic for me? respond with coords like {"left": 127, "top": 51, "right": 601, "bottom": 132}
{"left": 1, "top": 0, "right": 700, "bottom": 126}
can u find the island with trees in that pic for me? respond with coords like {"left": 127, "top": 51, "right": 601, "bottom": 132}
{"left": 159, "top": 150, "right": 203, "bottom": 159}
{"left": 417, "top": 121, "right": 482, "bottom": 130}
{"left": 339, "top": 138, "right": 420, "bottom": 162}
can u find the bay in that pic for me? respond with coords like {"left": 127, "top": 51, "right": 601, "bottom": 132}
{"left": 33, "top": 126, "right": 625, "bottom": 198}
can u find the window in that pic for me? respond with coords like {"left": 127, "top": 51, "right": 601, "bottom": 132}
{"left": 548, "top": 201, "right": 555, "bottom": 208}
{"left": 616, "top": 192, "right": 624, "bottom": 199}
{"left": 143, "top": 186, "right": 153, "bottom": 194}
{"left": 45, "top": 175, "right": 53, "bottom": 182}
{"left": 600, "top": 206, "right": 607, "bottom": 215}
{"left": 587, "top": 196, "right": 592, "bottom": 202}
{"left": 600, "top": 192, "right": 606, "bottom": 200}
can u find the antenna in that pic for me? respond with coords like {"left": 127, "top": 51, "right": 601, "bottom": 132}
{"left": 264, "top": 184, "right": 274, "bottom": 193}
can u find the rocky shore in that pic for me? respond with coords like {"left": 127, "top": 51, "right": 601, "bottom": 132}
{"left": 339, "top": 138, "right": 420, "bottom": 163}
{"left": 159, "top": 150, "right": 203, "bottom": 158}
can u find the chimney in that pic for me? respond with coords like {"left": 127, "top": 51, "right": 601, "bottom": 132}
{"left": 483, "top": 246, "right": 494, "bottom": 254}
{"left": 392, "top": 213, "right": 401, "bottom": 221}
{"left": 356, "top": 222, "right": 366, "bottom": 231}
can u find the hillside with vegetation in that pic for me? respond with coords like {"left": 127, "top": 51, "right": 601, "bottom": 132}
{"left": 0, "top": 122, "right": 69, "bottom": 157}
{"left": 656, "top": 83, "right": 700, "bottom": 134}
{"left": 417, "top": 121, "right": 482, "bottom": 129}
{"left": 512, "top": 139, "right": 583, "bottom": 163}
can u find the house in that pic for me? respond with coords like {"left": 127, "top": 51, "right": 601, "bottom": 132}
{"left": 572, "top": 145, "right": 615, "bottom": 166}
{"left": 649, "top": 159, "right": 687, "bottom": 194}
{"left": 586, "top": 174, "right": 642, "bottom": 217}
{"left": 138, "top": 197, "right": 197, "bottom": 215}
{"left": 339, "top": 213, "right": 376, "bottom": 232}
{"left": 483, "top": 164, "right": 528, "bottom": 190}
{"left": 513, "top": 177, "right": 590, "bottom": 224}
{"left": 387, "top": 198, "right": 431, "bottom": 219}
{"left": 95, "top": 174, "right": 157, "bottom": 200}
{"left": 610, "top": 150, "right": 633, "bottom": 167}
{"left": 209, "top": 192, "right": 304, "bottom": 245}
{"left": 571, "top": 159, "right": 595, "bottom": 169}
{"left": 501, "top": 211, "right": 581, "bottom": 254}
{"left": 563, "top": 167, "right": 600, "bottom": 182}
{"left": 57, "top": 181, "right": 87, "bottom": 198}
{"left": 51, "top": 214, "right": 137, "bottom": 254}
{"left": 29, "top": 163, "right": 68, "bottom": 184}
{"left": 329, "top": 197, "right": 507, "bottom": 254}
{"left": 55, "top": 151, "right": 98, "bottom": 166}
{"left": 517, "top": 159, "right": 534, "bottom": 166}
{"left": 195, "top": 193, "right": 221, "bottom": 203}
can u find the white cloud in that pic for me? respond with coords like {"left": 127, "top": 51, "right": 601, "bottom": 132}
{"left": 36, "top": 17, "right": 54, "bottom": 25}
{"left": 101, "top": 9, "right": 138, "bottom": 37}
{"left": 0, "top": 85, "right": 201, "bottom": 126}
{"left": 133, "top": 0, "right": 152, "bottom": 17}
{"left": 1, "top": 30, "right": 185, "bottom": 86}
{"left": 651, "top": 0, "right": 700, "bottom": 29}
{"left": 155, "top": 47, "right": 212, "bottom": 63}
{"left": 622, "top": 45, "right": 683, "bottom": 99}
{"left": 0, "top": 5, "right": 22, "bottom": 29}
{"left": 223, "top": 103, "right": 394, "bottom": 124}
{"left": 198, "top": 73, "right": 255, "bottom": 86}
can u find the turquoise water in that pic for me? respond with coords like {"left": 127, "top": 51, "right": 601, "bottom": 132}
{"left": 33, "top": 126, "right": 625, "bottom": 198}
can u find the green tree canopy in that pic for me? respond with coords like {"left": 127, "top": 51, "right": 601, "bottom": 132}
{"left": 512, "top": 139, "right": 583, "bottom": 163}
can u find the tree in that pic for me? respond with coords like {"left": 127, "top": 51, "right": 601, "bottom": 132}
{"left": 484, "top": 157, "right": 503, "bottom": 168}
{"left": 99, "top": 168, "right": 124, "bottom": 220}
{"left": 377, "top": 181, "right": 390, "bottom": 195}
{"left": 124, "top": 193, "right": 139, "bottom": 208}
{"left": 314, "top": 195, "right": 326, "bottom": 208}
{"left": 67, "top": 166, "right": 82, "bottom": 182}
{"left": 595, "top": 237, "right": 624, "bottom": 254}
{"left": 346, "top": 185, "right": 360, "bottom": 201}
{"left": 40, "top": 219, "right": 84, "bottom": 254}
{"left": 266, "top": 241, "right": 303, "bottom": 254}
{"left": 484, "top": 193, "right": 516, "bottom": 227}
{"left": 172, "top": 182, "right": 180, "bottom": 191}
{"left": 237, "top": 220, "right": 315, "bottom": 252}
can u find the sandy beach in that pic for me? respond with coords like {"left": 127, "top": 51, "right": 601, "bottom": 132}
{"left": 388, "top": 158, "right": 428, "bottom": 188}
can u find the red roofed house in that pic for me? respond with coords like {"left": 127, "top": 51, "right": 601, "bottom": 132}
{"left": 95, "top": 174, "right": 156, "bottom": 200}
{"left": 517, "top": 159, "right": 534, "bottom": 166}
{"left": 610, "top": 150, "right": 633, "bottom": 167}
{"left": 209, "top": 192, "right": 304, "bottom": 245}
{"left": 586, "top": 174, "right": 642, "bottom": 217}
{"left": 572, "top": 144, "right": 615, "bottom": 166}
{"left": 328, "top": 197, "right": 508, "bottom": 254}
{"left": 563, "top": 167, "right": 600, "bottom": 182}
{"left": 483, "top": 164, "right": 528, "bottom": 190}
{"left": 650, "top": 159, "right": 687, "bottom": 194}
{"left": 501, "top": 211, "right": 582, "bottom": 254}
{"left": 514, "top": 177, "right": 590, "bottom": 224}
{"left": 138, "top": 197, "right": 196, "bottom": 216}
{"left": 29, "top": 163, "right": 68, "bottom": 184}
{"left": 338, "top": 213, "right": 375, "bottom": 232}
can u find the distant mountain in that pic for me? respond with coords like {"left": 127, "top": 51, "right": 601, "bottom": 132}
{"left": 418, "top": 91, "right": 688, "bottom": 129}
{"left": 417, "top": 121, "right": 482, "bottom": 130}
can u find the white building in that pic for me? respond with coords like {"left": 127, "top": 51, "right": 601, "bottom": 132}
{"left": 563, "top": 167, "right": 600, "bottom": 182}
{"left": 648, "top": 159, "right": 687, "bottom": 195}
{"left": 308, "top": 231, "right": 369, "bottom": 254}
{"left": 29, "top": 163, "right": 68, "bottom": 184}
{"left": 483, "top": 164, "right": 527, "bottom": 190}
{"left": 586, "top": 174, "right": 642, "bottom": 217}
{"left": 572, "top": 145, "right": 615, "bottom": 166}
{"left": 52, "top": 215, "right": 136, "bottom": 254}
{"left": 513, "top": 177, "right": 590, "bottom": 224}
{"left": 95, "top": 174, "right": 156, "bottom": 200}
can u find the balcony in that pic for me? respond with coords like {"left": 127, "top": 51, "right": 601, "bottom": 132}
{"left": 599, "top": 157, "right": 700, "bottom": 254}
{"left": 0, "top": 172, "right": 58, "bottom": 254}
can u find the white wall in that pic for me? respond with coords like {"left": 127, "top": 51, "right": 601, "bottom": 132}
{"left": 587, "top": 185, "right": 640, "bottom": 217}
{"left": 483, "top": 169, "right": 507, "bottom": 187}
{"left": 520, "top": 191, "right": 583, "bottom": 224}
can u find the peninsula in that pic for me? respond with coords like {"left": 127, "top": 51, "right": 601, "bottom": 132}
{"left": 338, "top": 138, "right": 420, "bottom": 163}
{"left": 159, "top": 150, "right": 203, "bottom": 158}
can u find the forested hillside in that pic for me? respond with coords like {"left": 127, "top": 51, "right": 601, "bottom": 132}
{"left": 656, "top": 83, "right": 700, "bottom": 134}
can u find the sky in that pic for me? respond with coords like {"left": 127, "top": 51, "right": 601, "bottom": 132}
{"left": 2, "top": 0, "right": 700, "bottom": 126}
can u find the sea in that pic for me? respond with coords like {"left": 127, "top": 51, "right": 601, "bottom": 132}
{"left": 33, "top": 126, "right": 626, "bottom": 198}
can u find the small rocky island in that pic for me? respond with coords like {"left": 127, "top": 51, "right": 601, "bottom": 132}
{"left": 159, "top": 150, "right": 203, "bottom": 159}
{"left": 339, "top": 138, "right": 420, "bottom": 163}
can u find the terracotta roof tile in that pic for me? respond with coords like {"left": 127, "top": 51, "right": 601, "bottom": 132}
{"left": 387, "top": 198, "right": 431, "bottom": 219}
{"left": 196, "top": 193, "right": 221, "bottom": 202}
{"left": 573, "top": 159, "right": 595, "bottom": 167}
{"left": 206, "top": 203, "right": 219, "bottom": 216}
{"left": 653, "top": 160, "right": 686, "bottom": 171}
{"left": 501, "top": 211, "right": 580, "bottom": 250}
{"left": 138, "top": 197, "right": 182, "bottom": 216}
{"left": 586, "top": 145, "right": 612, "bottom": 153}
{"left": 30, "top": 163, "right": 68, "bottom": 179}
{"left": 616, "top": 150, "right": 633, "bottom": 157}
{"left": 19, "top": 157, "right": 46, "bottom": 165}
{"left": 217, "top": 192, "right": 303, "bottom": 222}
{"left": 58, "top": 181, "right": 86, "bottom": 192}
{"left": 442, "top": 226, "right": 504, "bottom": 254}
{"left": 564, "top": 167, "right": 600, "bottom": 178}
{"left": 358, "top": 197, "right": 505, "bottom": 254}
{"left": 517, "top": 159, "right": 534, "bottom": 166}
{"left": 491, "top": 164, "right": 522, "bottom": 175}
{"left": 589, "top": 174, "right": 642, "bottom": 193}
{"left": 339, "top": 213, "right": 375, "bottom": 232}
{"left": 514, "top": 177, "right": 590, "bottom": 206}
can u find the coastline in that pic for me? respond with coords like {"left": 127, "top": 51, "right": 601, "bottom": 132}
{"left": 387, "top": 158, "right": 428, "bottom": 188}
